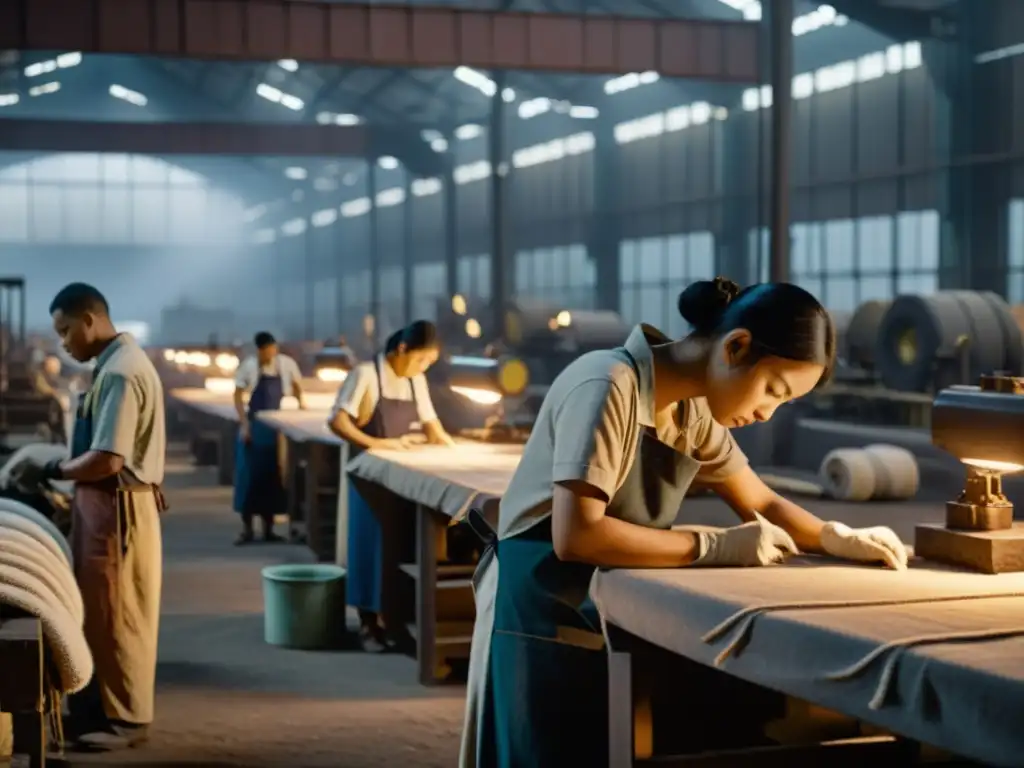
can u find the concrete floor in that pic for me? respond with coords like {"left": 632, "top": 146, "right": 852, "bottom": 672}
{"left": 66, "top": 460, "right": 465, "bottom": 768}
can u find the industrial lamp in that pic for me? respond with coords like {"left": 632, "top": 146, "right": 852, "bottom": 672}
{"left": 917, "top": 373, "right": 1024, "bottom": 573}
{"left": 313, "top": 346, "right": 354, "bottom": 384}
{"left": 446, "top": 354, "right": 529, "bottom": 406}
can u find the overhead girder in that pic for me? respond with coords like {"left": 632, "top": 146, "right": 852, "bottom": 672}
{"left": 1, "top": 0, "right": 760, "bottom": 83}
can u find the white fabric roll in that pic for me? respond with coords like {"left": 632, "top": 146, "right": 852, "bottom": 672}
{"left": 819, "top": 448, "right": 876, "bottom": 502}
{"left": 863, "top": 443, "right": 920, "bottom": 500}
{"left": 0, "top": 497, "right": 72, "bottom": 566}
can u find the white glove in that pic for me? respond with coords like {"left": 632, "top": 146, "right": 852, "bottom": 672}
{"left": 691, "top": 512, "right": 799, "bottom": 567}
{"left": 820, "top": 521, "right": 909, "bottom": 570}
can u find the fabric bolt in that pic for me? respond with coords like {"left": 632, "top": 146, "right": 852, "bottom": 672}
{"left": 0, "top": 534, "right": 83, "bottom": 624}
{"left": 0, "top": 494, "right": 72, "bottom": 565}
{"left": 590, "top": 557, "right": 1024, "bottom": 768}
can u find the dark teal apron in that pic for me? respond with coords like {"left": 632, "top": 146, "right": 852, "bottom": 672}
{"left": 232, "top": 372, "right": 284, "bottom": 516}
{"left": 478, "top": 418, "right": 700, "bottom": 767}
{"left": 346, "top": 357, "right": 419, "bottom": 612}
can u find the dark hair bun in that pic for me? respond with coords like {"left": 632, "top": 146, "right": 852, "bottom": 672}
{"left": 677, "top": 276, "right": 741, "bottom": 333}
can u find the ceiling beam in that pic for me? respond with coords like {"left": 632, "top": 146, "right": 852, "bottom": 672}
{"left": 2, "top": 0, "right": 760, "bottom": 83}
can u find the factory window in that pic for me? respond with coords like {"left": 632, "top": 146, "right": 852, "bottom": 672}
{"left": 412, "top": 261, "right": 447, "bottom": 322}
{"left": 341, "top": 269, "right": 372, "bottom": 333}
{"left": 514, "top": 244, "right": 596, "bottom": 309}
{"left": 618, "top": 233, "right": 715, "bottom": 338}
{"left": 378, "top": 266, "right": 405, "bottom": 338}
{"left": 746, "top": 211, "right": 939, "bottom": 312}
{"left": 0, "top": 152, "right": 245, "bottom": 246}
{"left": 457, "top": 254, "right": 491, "bottom": 300}
{"left": 1007, "top": 199, "right": 1024, "bottom": 303}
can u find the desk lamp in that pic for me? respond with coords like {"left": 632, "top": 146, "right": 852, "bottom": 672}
{"left": 313, "top": 347, "right": 353, "bottom": 384}
{"left": 918, "top": 374, "right": 1024, "bottom": 573}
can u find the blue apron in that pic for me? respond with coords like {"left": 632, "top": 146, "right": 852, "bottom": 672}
{"left": 477, "top": 371, "right": 701, "bottom": 766}
{"left": 346, "top": 357, "right": 420, "bottom": 612}
{"left": 232, "top": 372, "right": 285, "bottom": 515}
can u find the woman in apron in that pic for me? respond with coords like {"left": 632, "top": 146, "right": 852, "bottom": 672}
{"left": 328, "top": 320, "right": 455, "bottom": 652}
{"left": 233, "top": 332, "right": 305, "bottom": 545}
{"left": 460, "top": 279, "right": 910, "bottom": 768}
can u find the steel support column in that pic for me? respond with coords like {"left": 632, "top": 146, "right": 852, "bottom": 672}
{"left": 489, "top": 73, "right": 509, "bottom": 335}
{"left": 588, "top": 122, "right": 621, "bottom": 312}
{"left": 718, "top": 98, "right": 756, "bottom": 284}
{"left": 2, "top": 0, "right": 759, "bottom": 82}
{"left": 930, "top": 2, "right": 1009, "bottom": 293}
{"left": 443, "top": 146, "right": 459, "bottom": 300}
{"left": 402, "top": 169, "right": 415, "bottom": 325}
{"left": 368, "top": 163, "right": 381, "bottom": 349}
{"left": 766, "top": 0, "right": 794, "bottom": 283}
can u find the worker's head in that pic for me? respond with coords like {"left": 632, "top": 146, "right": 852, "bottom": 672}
{"left": 675, "top": 277, "right": 835, "bottom": 427}
{"left": 49, "top": 283, "right": 114, "bottom": 362}
{"left": 254, "top": 332, "right": 277, "bottom": 366}
{"left": 384, "top": 320, "right": 440, "bottom": 378}
{"left": 42, "top": 355, "right": 61, "bottom": 377}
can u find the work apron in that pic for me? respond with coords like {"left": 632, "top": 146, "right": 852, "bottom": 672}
{"left": 460, "top": 416, "right": 700, "bottom": 765}
{"left": 232, "top": 373, "right": 284, "bottom": 516}
{"left": 346, "top": 358, "right": 419, "bottom": 613}
{"left": 68, "top": 380, "right": 166, "bottom": 727}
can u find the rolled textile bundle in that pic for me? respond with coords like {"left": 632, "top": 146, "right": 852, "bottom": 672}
{"left": 0, "top": 577, "right": 93, "bottom": 694}
{"left": 862, "top": 444, "right": 920, "bottom": 501}
{"left": 819, "top": 448, "right": 876, "bottom": 502}
{"left": 0, "top": 509, "right": 70, "bottom": 569}
{"left": 0, "top": 532, "right": 83, "bottom": 625}
{"left": 0, "top": 497, "right": 72, "bottom": 566}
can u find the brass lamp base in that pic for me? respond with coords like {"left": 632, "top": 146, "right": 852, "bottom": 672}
{"left": 915, "top": 523, "right": 1024, "bottom": 574}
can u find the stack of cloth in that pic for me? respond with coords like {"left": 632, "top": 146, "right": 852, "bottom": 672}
{"left": 0, "top": 486, "right": 92, "bottom": 695}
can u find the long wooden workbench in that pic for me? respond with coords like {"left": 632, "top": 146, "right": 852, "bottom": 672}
{"left": 333, "top": 446, "right": 1024, "bottom": 763}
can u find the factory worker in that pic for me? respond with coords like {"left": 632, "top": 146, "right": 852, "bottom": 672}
{"left": 460, "top": 278, "right": 909, "bottom": 768}
{"left": 328, "top": 319, "right": 455, "bottom": 652}
{"left": 17, "top": 283, "right": 167, "bottom": 751}
{"left": 232, "top": 331, "right": 305, "bottom": 545}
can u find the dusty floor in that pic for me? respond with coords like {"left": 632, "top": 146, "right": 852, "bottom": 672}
{"left": 66, "top": 460, "right": 466, "bottom": 768}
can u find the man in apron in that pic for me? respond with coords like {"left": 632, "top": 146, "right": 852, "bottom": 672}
{"left": 233, "top": 332, "right": 304, "bottom": 544}
{"left": 26, "top": 283, "right": 167, "bottom": 752}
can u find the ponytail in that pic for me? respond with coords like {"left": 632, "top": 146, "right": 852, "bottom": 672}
{"left": 384, "top": 319, "right": 440, "bottom": 355}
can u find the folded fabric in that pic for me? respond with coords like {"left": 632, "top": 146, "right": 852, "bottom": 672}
{"left": 0, "top": 509, "right": 70, "bottom": 570}
{"left": 0, "top": 574, "right": 93, "bottom": 694}
{"left": 0, "top": 497, "right": 72, "bottom": 566}
{"left": 0, "top": 532, "right": 83, "bottom": 626}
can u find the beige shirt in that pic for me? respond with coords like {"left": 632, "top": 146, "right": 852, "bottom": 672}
{"left": 329, "top": 354, "right": 437, "bottom": 429}
{"left": 234, "top": 354, "right": 302, "bottom": 395}
{"left": 497, "top": 324, "right": 747, "bottom": 539}
{"left": 87, "top": 333, "right": 166, "bottom": 485}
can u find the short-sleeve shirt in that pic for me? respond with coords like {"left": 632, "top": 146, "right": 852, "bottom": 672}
{"left": 329, "top": 354, "right": 437, "bottom": 428}
{"left": 86, "top": 334, "right": 166, "bottom": 485}
{"left": 234, "top": 354, "right": 302, "bottom": 395}
{"left": 497, "top": 324, "right": 748, "bottom": 539}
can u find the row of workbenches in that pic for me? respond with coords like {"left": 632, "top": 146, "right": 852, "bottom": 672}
{"left": 167, "top": 387, "right": 1024, "bottom": 767}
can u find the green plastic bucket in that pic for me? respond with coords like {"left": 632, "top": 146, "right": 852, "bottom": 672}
{"left": 261, "top": 564, "right": 347, "bottom": 649}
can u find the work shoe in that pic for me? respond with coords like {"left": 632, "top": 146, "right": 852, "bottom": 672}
{"left": 73, "top": 723, "right": 149, "bottom": 752}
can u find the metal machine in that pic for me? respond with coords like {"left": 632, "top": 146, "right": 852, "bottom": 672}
{"left": 312, "top": 345, "right": 356, "bottom": 385}
{"left": 917, "top": 373, "right": 1024, "bottom": 573}
{"left": 0, "top": 278, "right": 66, "bottom": 451}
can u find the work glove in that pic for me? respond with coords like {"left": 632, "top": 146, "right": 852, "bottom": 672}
{"left": 10, "top": 457, "right": 62, "bottom": 490}
{"left": 691, "top": 512, "right": 799, "bottom": 567}
{"left": 820, "top": 521, "right": 909, "bottom": 570}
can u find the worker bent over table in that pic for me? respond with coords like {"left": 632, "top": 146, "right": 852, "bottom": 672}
{"left": 17, "top": 283, "right": 167, "bottom": 753}
{"left": 233, "top": 331, "right": 305, "bottom": 545}
{"left": 328, "top": 320, "right": 456, "bottom": 653}
{"left": 459, "top": 278, "right": 911, "bottom": 768}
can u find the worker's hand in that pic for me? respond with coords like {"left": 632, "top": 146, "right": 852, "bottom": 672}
{"left": 431, "top": 432, "right": 457, "bottom": 447}
{"left": 691, "top": 512, "right": 799, "bottom": 567}
{"left": 10, "top": 460, "right": 47, "bottom": 490}
{"left": 239, "top": 422, "right": 251, "bottom": 443}
{"left": 820, "top": 521, "right": 908, "bottom": 570}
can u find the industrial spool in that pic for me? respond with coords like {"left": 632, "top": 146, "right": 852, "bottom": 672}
{"left": 874, "top": 291, "right": 1022, "bottom": 393}
{"left": 818, "top": 444, "right": 919, "bottom": 502}
{"left": 844, "top": 300, "right": 891, "bottom": 370}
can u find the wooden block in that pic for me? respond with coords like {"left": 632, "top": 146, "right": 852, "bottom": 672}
{"left": 915, "top": 522, "right": 1024, "bottom": 574}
